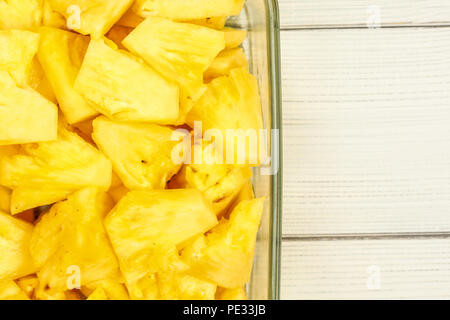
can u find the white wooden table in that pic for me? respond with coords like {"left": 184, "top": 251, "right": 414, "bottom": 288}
{"left": 279, "top": 0, "right": 450, "bottom": 299}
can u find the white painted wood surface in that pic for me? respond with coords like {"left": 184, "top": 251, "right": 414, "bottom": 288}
{"left": 279, "top": 0, "right": 450, "bottom": 299}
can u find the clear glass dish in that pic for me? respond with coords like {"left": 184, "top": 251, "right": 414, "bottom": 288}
{"left": 228, "top": 0, "right": 282, "bottom": 300}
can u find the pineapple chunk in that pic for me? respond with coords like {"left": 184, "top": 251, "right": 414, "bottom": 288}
{"left": 216, "top": 287, "right": 247, "bottom": 300}
{"left": 0, "top": 30, "right": 40, "bottom": 86}
{"left": 187, "top": 68, "right": 263, "bottom": 165}
{"left": 182, "top": 198, "right": 264, "bottom": 288}
{"left": 30, "top": 188, "right": 121, "bottom": 290}
{"left": 0, "top": 0, "right": 43, "bottom": 30}
{"left": 75, "top": 38, "right": 179, "bottom": 124}
{"left": 87, "top": 287, "right": 108, "bottom": 300}
{"left": 204, "top": 48, "right": 248, "bottom": 82}
{"left": 93, "top": 116, "right": 182, "bottom": 190}
{"left": 158, "top": 273, "right": 216, "bottom": 300}
{"left": 84, "top": 279, "right": 129, "bottom": 300}
{"left": 223, "top": 27, "right": 247, "bottom": 49}
{"left": 133, "top": 0, "right": 244, "bottom": 20}
{"left": 38, "top": 27, "right": 98, "bottom": 124}
{"left": 123, "top": 17, "right": 225, "bottom": 104}
{"left": 0, "top": 71, "right": 58, "bottom": 146}
{"left": 108, "top": 185, "right": 129, "bottom": 204}
{"left": 105, "top": 189, "right": 217, "bottom": 297}
{"left": 116, "top": 8, "right": 144, "bottom": 28}
{"left": 0, "top": 124, "right": 112, "bottom": 213}
{"left": 0, "top": 280, "right": 30, "bottom": 300}
{"left": 48, "top": 0, "right": 134, "bottom": 38}
{"left": 0, "top": 211, "right": 36, "bottom": 280}
{"left": 16, "top": 275, "right": 39, "bottom": 298}
{"left": 228, "top": 180, "right": 254, "bottom": 214}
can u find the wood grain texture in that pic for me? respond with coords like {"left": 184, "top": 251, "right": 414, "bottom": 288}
{"left": 282, "top": 238, "right": 450, "bottom": 299}
{"left": 278, "top": 0, "right": 450, "bottom": 29}
{"left": 281, "top": 27, "right": 450, "bottom": 236}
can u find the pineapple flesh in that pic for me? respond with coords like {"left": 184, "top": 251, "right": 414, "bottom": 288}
{"left": 123, "top": 17, "right": 225, "bottom": 110}
{"left": 133, "top": 0, "right": 244, "bottom": 21}
{"left": 0, "top": 70, "right": 58, "bottom": 146}
{"left": 223, "top": 27, "right": 247, "bottom": 49}
{"left": 48, "top": 0, "right": 134, "bottom": 38}
{"left": 75, "top": 38, "right": 179, "bottom": 124}
{"left": 0, "top": 0, "right": 43, "bottom": 30}
{"left": 0, "top": 29, "right": 40, "bottom": 86}
{"left": 216, "top": 287, "right": 247, "bottom": 300}
{"left": 181, "top": 198, "right": 264, "bottom": 288}
{"left": 0, "top": 211, "right": 36, "bottom": 280}
{"left": 29, "top": 188, "right": 121, "bottom": 290}
{"left": 158, "top": 273, "right": 217, "bottom": 300}
{"left": 93, "top": 116, "right": 182, "bottom": 190}
{"left": 0, "top": 123, "right": 112, "bottom": 213}
{"left": 204, "top": 48, "right": 249, "bottom": 82}
{"left": 105, "top": 189, "right": 218, "bottom": 298}
{"left": 38, "top": 27, "right": 98, "bottom": 124}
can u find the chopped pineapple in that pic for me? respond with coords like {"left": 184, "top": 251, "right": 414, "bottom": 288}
{"left": 87, "top": 287, "right": 108, "bottom": 300}
{"left": 38, "top": 27, "right": 98, "bottom": 124}
{"left": 0, "top": 123, "right": 112, "bottom": 213}
{"left": 123, "top": 17, "right": 225, "bottom": 104}
{"left": 158, "top": 273, "right": 216, "bottom": 300}
{"left": 228, "top": 180, "right": 254, "bottom": 214}
{"left": 216, "top": 287, "right": 247, "bottom": 300}
{"left": 0, "top": 0, "right": 43, "bottom": 30}
{"left": 30, "top": 188, "right": 121, "bottom": 290}
{"left": 116, "top": 8, "right": 144, "bottom": 28}
{"left": 187, "top": 68, "right": 263, "bottom": 165}
{"left": 0, "top": 71, "right": 57, "bottom": 146}
{"left": 93, "top": 116, "right": 182, "bottom": 190}
{"left": 133, "top": 0, "right": 244, "bottom": 21}
{"left": 15, "top": 275, "right": 39, "bottom": 298}
{"left": 0, "top": 29, "right": 40, "bottom": 86}
{"left": 75, "top": 38, "right": 179, "bottom": 124}
{"left": 0, "top": 211, "right": 36, "bottom": 280}
{"left": 105, "top": 189, "right": 217, "bottom": 297}
{"left": 204, "top": 48, "right": 248, "bottom": 82}
{"left": 48, "top": 0, "right": 134, "bottom": 38}
{"left": 182, "top": 198, "right": 264, "bottom": 288}
{"left": 0, "top": 280, "right": 30, "bottom": 300}
{"left": 108, "top": 185, "right": 129, "bottom": 204}
{"left": 84, "top": 279, "right": 129, "bottom": 300}
{"left": 223, "top": 27, "right": 247, "bottom": 49}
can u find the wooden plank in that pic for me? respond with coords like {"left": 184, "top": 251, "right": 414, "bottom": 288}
{"left": 279, "top": 0, "right": 450, "bottom": 29}
{"left": 281, "top": 27, "right": 450, "bottom": 235}
{"left": 281, "top": 238, "right": 450, "bottom": 299}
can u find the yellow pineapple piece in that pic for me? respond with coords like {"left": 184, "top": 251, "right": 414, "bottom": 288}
{"left": 0, "top": 280, "right": 30, "bottom": 300}
{"left": 0, "top": 211, "right": 36, "bottom": 280}
{"left": 123, "top": 17, "right": 225, "bottom": 105}
{"left": 216, "top": 287, "right": 247, "bottom": 300}
{"left": 182, "top": 198, "right": 264, "bottom": 288}
{"left": 38, "top": 27, "right": 98, "bottom": 124}
{"left": 116, "top": 8, "right": 144, "bottom": 28}
{"left": 0, "top": 71, "right": 58, "bottom": 146}
{"left": 0, "top": 30, "right": 40, "bottom": 86}
{"left": 43, "top": 0, "right": 66, "bottom": 28}
{"left": 158, "top": 273, "right": 216, "bottom": 300}
{"left": 75, "top": 38, "right": 179, "bottom": 124}
{"left": 188, "top": 17, "right": 227, "bottom": 30}
{"left": 33, "top": 286, "right": 75, "bottom": 300}
{"left": 48, "top": 0, "right": 134, "bottom": 38}
{"left": 204, "top": 48, "right": 248, "bottom": 82}
{"left": 223, "top": 27, "right": 247, "bottom": 49}
{"left": 93, "top": 116, "right": 182, "bottom": 190}
{"left": 187, "top": 67, "right": 263, "bottom": 165}
{"left": 30, "top": 188, "right": 121, "bottom": 290}
{"left": 228, "top": 180, "right": 254, "bottom": 214}
{"left": 108, "top": 185, "right": 129, "bottom": 204}
{"left": 105, "top": 189, "right": 218, "bottom": 298}
{"left": 84, "top": 279, "right": 129, "bottom": 300}
{"left": 16, "top": 275, "right": 39, "bottom": 299}
{"left": 133, "top": 0, "right": 244, "bottom": 20}
{"left": 0, "top": 0, "right": 43, "bottom": 30}
{"left": 0, "top": 124, "right": 112, "bottom": 213}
